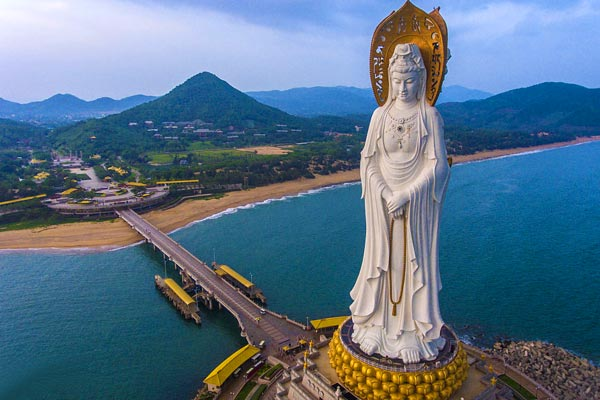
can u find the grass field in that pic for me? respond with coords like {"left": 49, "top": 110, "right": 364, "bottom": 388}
{"left": 498, "top": 375, "right": 536, "bottom": 400}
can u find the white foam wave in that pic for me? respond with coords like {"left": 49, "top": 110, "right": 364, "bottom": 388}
{"left": 456, "top": 140, "right": 599, "bottom": 167}
{"left": 168, "top": 181, "right": 360, "bottom": 234}
{"left": 108, "top": 240, "right": 145, "bottom": 252}
{"left": 0, "top": 244, "right": 125, "bottom": 255}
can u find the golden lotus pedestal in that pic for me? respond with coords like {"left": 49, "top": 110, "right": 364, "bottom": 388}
{"left": 328, "top": 319, "right": 468, "bottom": 400}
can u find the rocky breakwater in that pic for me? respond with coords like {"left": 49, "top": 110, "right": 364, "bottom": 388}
{"left": 489, "top": 340, "right": 599, "bottom": 400}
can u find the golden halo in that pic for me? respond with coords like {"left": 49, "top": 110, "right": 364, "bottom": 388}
{"left": 370, "top": 1, "right": 449, "bottom": 106}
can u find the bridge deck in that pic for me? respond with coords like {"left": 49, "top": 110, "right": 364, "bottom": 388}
{"left": 117, "top": 209, "right": 308, "bottom": 350}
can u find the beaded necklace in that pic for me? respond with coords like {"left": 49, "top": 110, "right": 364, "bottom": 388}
{"left": 385, "top": 111, "right": 418, "bottom": 148}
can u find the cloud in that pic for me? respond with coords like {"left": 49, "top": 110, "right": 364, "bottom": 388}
{"left": 0, "top": 0, "right": 370, "bottom": 102}
{"left": 439, "top": 0, "right": 600, "bottom": 92}
{"left": 0, "top": 0, "right": 598, "bottom": 102}
{"left": 447, "top": 0, "right": 600, "bottom": 42}
{"left": 124, "top": 0, "right": 381, "bottom": 33}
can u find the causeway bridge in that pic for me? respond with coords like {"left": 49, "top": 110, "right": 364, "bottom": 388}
{"left": 117, "top": 209, "right": 311, "bottom": 351}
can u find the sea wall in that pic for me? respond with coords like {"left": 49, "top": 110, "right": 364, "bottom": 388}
{"left": 488, "top": 341, "right": 599, "bottom": 400}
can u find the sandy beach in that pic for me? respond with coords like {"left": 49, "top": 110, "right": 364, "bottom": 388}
{"left": 1, "top": 136, "right": 598, "bottom": 251}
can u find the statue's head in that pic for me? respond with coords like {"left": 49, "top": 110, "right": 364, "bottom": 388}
{"left": 388, "top": 43, "right": 426, "bottom": 104}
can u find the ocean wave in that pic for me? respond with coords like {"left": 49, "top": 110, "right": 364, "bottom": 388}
{"left": 108, "top": 240, "right": 145, "bottom": 252}
{"left": 0, "top": 244, "right": 125, "bottom": 255}
{"left": 456, "top": 140, "right": 600, "bottom": 167}
{"left": 457, "top": 149, "right": 546, "bottom": 166}
{"left": 168, "top": 181, "right": 361, "bottom": 234}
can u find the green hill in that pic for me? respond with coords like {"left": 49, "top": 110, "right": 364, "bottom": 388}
{"left": 114, "top": 72, "right": 304, "bottom": 128}
{"left": 0, "top": 118, "right": 48, "bottom": 148}
{"left": 51, "top": 72, "right": 330, "bottom": 159}
{"left": 439, "top": 82, "right": 600, "bottom": 133}
{"left": 438, "top": 82, "right": 600, "bottom": 154}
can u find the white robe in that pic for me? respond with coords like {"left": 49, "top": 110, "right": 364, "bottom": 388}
{"left": 350, "top": 101, "right": 450, "bottom": 360}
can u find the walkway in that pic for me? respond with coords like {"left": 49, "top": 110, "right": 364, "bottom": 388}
{"left": 117, "top": 208, "right": 311, "bottom": 351}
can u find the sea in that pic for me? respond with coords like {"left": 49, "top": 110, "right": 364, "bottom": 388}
{"left": 1, "top": 141, "right": 599, "bottom": 400}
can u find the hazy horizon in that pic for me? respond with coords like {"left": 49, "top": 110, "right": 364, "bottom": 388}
{"left": 1, "top": 0, "right": 599, "bottom": 102}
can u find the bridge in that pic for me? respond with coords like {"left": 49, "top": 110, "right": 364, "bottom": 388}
{"left": 117, "top": 209, "right": 311, "bottom": 351}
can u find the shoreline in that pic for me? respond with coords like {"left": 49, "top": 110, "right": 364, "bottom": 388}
{"left": 1, "top": 136, "right": 599, "bottom": 251}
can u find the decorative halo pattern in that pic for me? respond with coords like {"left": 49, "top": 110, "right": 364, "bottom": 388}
{"left": 370, "top": 1, "right": 449, "bottom": 106}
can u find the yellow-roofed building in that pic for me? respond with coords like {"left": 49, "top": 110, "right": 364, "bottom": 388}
{"left": 0, "top": 194, "right": 46, "bottom": 206}
{"left": 126, "top": 182, "right": 147, "bottom": 187}
{"left": 61, "top": 188, "right": 78, "bottom": 196}
{"left": 310, "top": 316, "right": 348, "bottom": 331}
{"left": 217, "top": 264, "right": 253, "bottom": 288}
{"left": 213, "top": 264, "right": 266, "bottom": 303}
{"left": 163, "top": 278, "right": 196, "bottom": 306}
{"left": 204, "top": 344, "right": 260, "bottom": 392}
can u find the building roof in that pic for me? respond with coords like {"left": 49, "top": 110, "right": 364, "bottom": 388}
{"left": 215, "top": 269, "right": 227, "bottom": 277}
{"left": 163, "top": 278, "right": 195, "bottom": 306}
{"left": 310, "top": 316, "right": 348, "bottom": 330}
{"left": 0, "top": 194, "right": 46, "bottom": 206}
{"left": 217, "top": 264, "right": 253, "bottom": 289}
{"left": 203, "top": 344, "right": 260, "bottom": 387}
{"left": 61, "top": 188, "right": 78, "bottom": 196}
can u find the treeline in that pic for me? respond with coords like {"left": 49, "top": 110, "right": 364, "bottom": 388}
{"left": 445, "top": 126, "right": 579, "bottom": 155}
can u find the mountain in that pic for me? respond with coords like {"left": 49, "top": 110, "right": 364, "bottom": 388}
{"left": 111, "top": 72, "right": 304, "bottom": 128}
{"left": 247, "top": 85, "right": 491, "bottom": 117}
{"left": 0, "top": 98, "right": 22, "bottom": 115}
{"left": 51, "top": 75, "right": 599, "bottom": 160}
{"left": 0, "top": 118, "right": 48, "bottom": 148}
{"left": 51, "top": 72, "right": 332, "bottom": 158}
{"left": 0, "top": 94, "right": 156, "bottom": 126}
{"left": 438, "top": 82, "right": 600, "bottom": 133}
{"left": 437, "top": 82, "right": 600, "bottom": 154}
{"left": 247, "top": 86, "right": 377, "bottom": 117}
{"left": 437, "top": 85, "right": 492, "bottom": 104}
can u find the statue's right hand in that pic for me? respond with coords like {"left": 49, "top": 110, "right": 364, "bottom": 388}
{"left": 387, "top": 191, "right": 409, "bottom": 215}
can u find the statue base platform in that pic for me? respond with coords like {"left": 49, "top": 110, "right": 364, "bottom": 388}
{"left": 328, "top": 319, "right": 468, "bottom": 400}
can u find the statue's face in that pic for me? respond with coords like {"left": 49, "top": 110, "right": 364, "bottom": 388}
{"left": 391, "top": 71, "right": 420, "bottom": 103}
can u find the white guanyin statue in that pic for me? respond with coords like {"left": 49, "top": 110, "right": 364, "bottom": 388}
{"left": 350, "top": 43, "right": 450, "bottom": 364}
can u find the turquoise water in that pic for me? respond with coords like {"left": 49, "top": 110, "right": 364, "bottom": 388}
{"left": 1, "top": 142, "right": 599, "bottom": 399}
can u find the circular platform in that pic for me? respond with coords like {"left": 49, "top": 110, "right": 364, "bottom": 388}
{"left": 328, "top": 318, "right": 469, "bottom": 400}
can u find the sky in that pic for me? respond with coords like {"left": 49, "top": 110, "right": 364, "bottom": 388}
{"left": 0, "top": 0, "right": 599, "bottom": 103}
